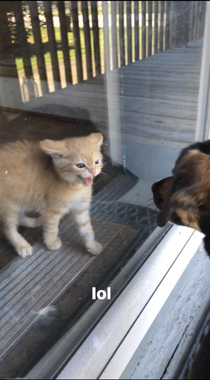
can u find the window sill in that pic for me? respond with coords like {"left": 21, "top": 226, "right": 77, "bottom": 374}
{"left": 54, "top": 226, "right": 203, "bottom": 379}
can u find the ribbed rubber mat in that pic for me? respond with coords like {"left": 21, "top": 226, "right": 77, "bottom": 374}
{"left": 0, "top": 216, "right": 125, "bottom": 357}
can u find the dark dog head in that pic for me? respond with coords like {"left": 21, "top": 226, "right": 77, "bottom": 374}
{"left": 152, "top": 140, "right": 210, "bottom": 256}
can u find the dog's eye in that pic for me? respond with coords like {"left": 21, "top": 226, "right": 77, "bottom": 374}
{"left": 95, "top": 159, "right": 99, "bottom": 165}
{"left": 199, "top": 204, "right": 205, "bottom": 212}
{"left": 76, "top": 163, "right": 86, "bottom": 169}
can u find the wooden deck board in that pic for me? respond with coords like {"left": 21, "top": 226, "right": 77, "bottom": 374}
{"left": 27, "top": 39, "right": 203, "bottom": 144}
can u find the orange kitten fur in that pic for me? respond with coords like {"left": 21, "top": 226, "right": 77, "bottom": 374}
{"left": 0, "top": 133, "right": 103, "bottom": 258}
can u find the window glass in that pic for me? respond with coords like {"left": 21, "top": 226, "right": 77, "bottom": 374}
{"left": 0, "top": 1, "right": 206, "bottom": 377}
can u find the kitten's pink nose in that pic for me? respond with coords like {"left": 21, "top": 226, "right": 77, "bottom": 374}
{"left": 90, "top": 169, "right": 96, "bottom": 176}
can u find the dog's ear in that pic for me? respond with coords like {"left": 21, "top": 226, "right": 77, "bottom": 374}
{"left": 204, "top": 234, "right": 210, "bottom": 258}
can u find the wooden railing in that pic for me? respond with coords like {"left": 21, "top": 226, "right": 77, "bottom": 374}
{"left": 0, "top": 1, "right": 207, "bottom": 102}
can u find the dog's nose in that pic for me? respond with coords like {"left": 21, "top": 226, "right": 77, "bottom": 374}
{"left": 157, "top": 212, "right": 167, "bottom": 227}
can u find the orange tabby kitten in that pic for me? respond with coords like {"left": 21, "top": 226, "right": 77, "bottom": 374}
{"left": 0, "top": 133, "right": 103, "bottom": 258}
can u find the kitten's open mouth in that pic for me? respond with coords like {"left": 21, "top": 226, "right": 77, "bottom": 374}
{"left": 78, "top": 176, "right": 93, "bottom": 186}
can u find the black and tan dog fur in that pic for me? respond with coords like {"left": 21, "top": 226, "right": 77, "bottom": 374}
{"left": 152, "top": 140, "right": 210, "bottom": 257}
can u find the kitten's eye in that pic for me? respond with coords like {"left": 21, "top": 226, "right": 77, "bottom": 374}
{"left": 76, "top": 163, "right": 86, "bottom": 169}
{"left": 95, "top": 159, "right": 99, "bottom": 165}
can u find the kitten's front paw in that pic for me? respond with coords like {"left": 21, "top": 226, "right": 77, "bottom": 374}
{"left": 46, "top": 237, "right": 62, "bottom": 251}
{"left": 86, "top": 241, "right": 102, "bottom": 256}
{"left": 16, "top": 243, "right": 33, "bottom": 258}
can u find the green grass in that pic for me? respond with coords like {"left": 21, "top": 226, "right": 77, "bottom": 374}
{"left": 15, "top": 26, "right": 105, "bottom": 71}
{"left": 52, "top": 2, "right": 167, "bottom": 18}
{"left": 15, "top": 22, "right": 163, "bottom": 72}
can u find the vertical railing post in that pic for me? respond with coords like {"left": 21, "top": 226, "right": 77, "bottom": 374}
{"left": 29, "top": 1, "right": 49, "bottom": 94}
{"left": 165, "top": 1, "right": 171, "bottom": 50}
{"left": 148, "top": 1, "right": 152, "bottom": 56}
{"left": 102, "top": 1, "right": 110, "bottom": 72}
{"left": 134, "top": 1, "right": 139, "bottom": 61}
{"left": 119, "top": 1, "right": 125, "bottom": 66}
{"left": 44, "top": 1, "right": 61, "bottom": 90}
{"left": 71, "top": 1, "right": 83, "bottom": 83}
{"left": 82, "top": 1, "right": 93, "bottom": 79}
{"left": 189, "top": 1, "right": 195, "bottom": 42}
{"left": 154, "top": 1, "right": 158, "bottom": 53}
{"left": 57, "top": 1, "right": 72, "bottom": 85}
{"left": 160, "top": 1, "right": 164, "bottom": 52}
{"left": 111, "top": 1, "right": 118, "bottom": 69}
{"left": 126, "top": 1, "right": 132, "bottom": 64}
{"left": 90, "top": 1, "right": 101, "bottom": 76}
{"left": 141, "top": 1, "right": 146, "bottom": 58}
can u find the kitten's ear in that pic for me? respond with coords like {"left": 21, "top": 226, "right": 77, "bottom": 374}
{"left": 88, "top": 133, "right": 103, "bottom": 146}
{"left": 40, "top": 139, "right": 67, "bottom": 158}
